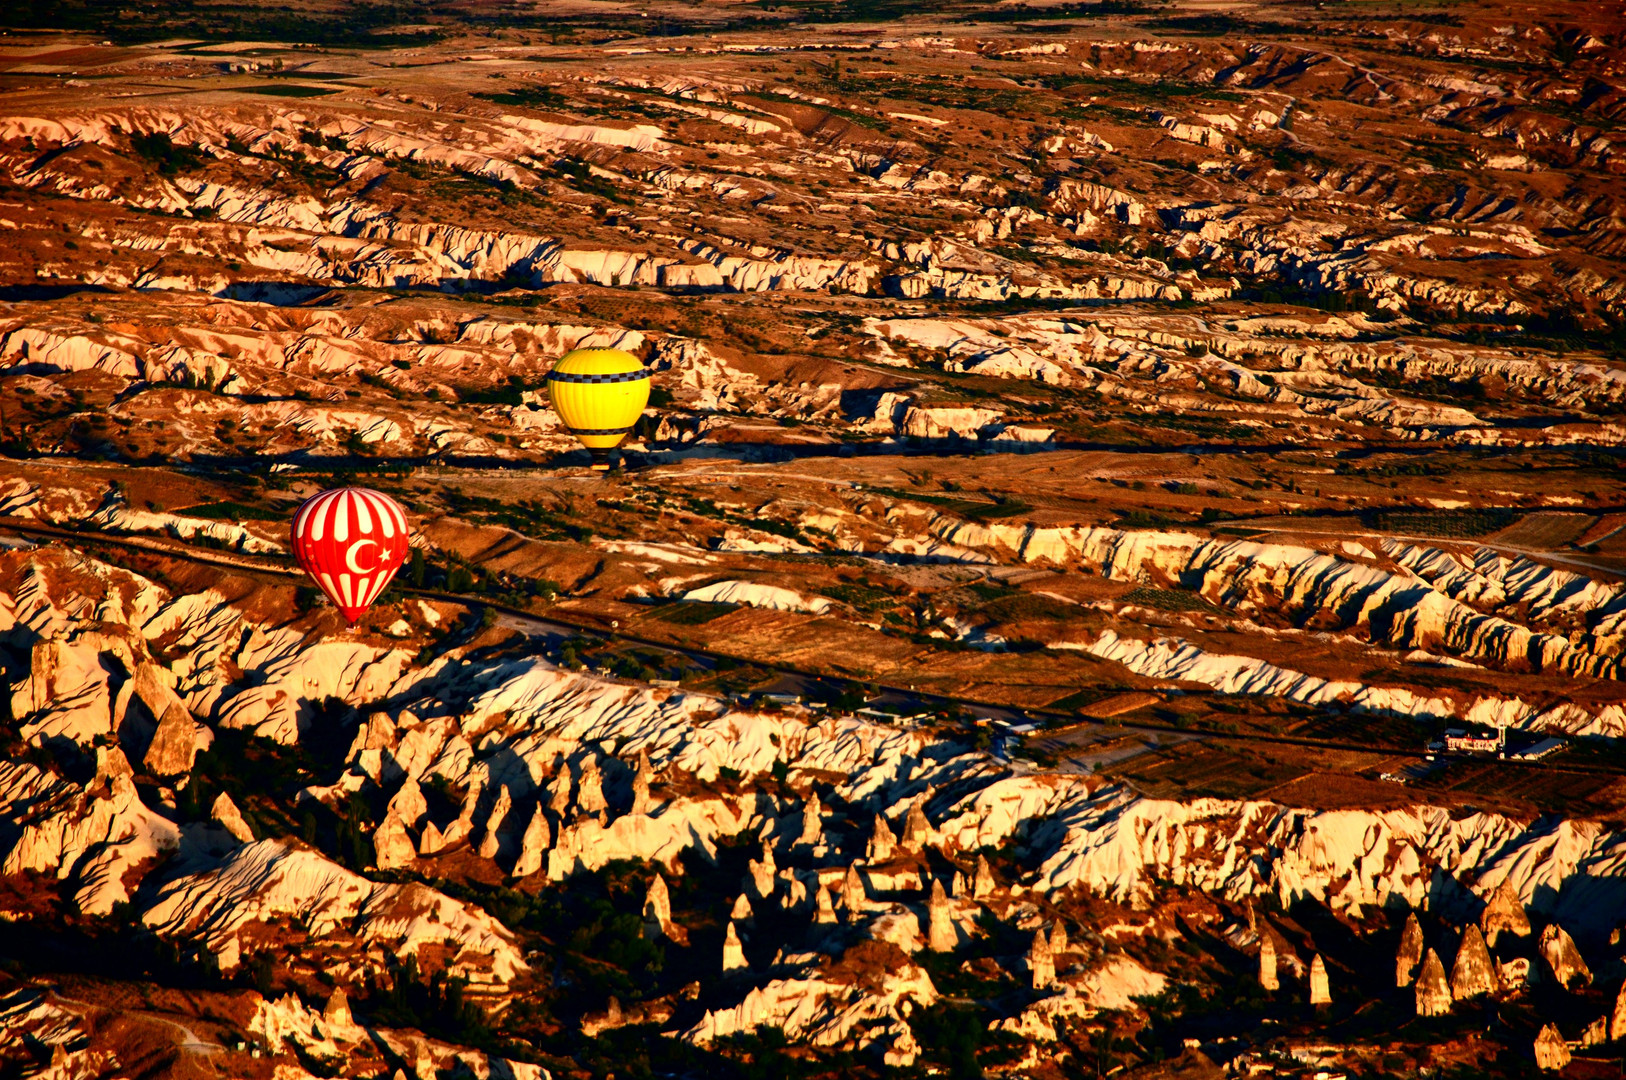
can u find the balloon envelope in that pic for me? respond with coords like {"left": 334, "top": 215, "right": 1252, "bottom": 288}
{"left": 291, "top": 487, "right": 411, "bottom": 625}
{"left": 545, "top": 347, "right": 652, "bottom": 470}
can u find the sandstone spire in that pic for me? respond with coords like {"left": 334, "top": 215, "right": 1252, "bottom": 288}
{"left": 722, "top": 921, "right": 747, "bottom": 972}
{"left": 547, "top": 769, "right": 572, "bottom": 817}
{"left": 842, "top": 865, "right": 866, "bottom": 917}
{"left": 1480, "top": 879, "right": 1532, "bottom": 947}
{"left": 1050, "top": 921, "right": 1068, "bottom": 956}
{"left": 867, "top": 814, "right": 896, "bottom": 862}
{"left": 901, "top": 802, "right": 931, "bottom": 852}
{"left": 387, "top": 776, "right": 428, "bottom": 833}
{"left": 1450, "top": 924, "right": 1497, "bottom": 999}
{"left": 441, "top": 781, "right": 479, "bottom": 847}
{"left": 814, "top": 881, "right": 838, "bottom": 924}
{"left": 973, "top": 854, "right": 995, "bottom": 899}
{"left": 417, "top": 820, "right": 444, "bottom": 857}
{"left": 575, "top": 759, "right": 608, "bottom": 817}
{"left": 926, "top": 879, "right": 956, "bottom": 953}
{"left": 322, "top": 987, "right": 353, "bottom": 1033}
{"left": 731, "top": 893, "right": 754, "bottom": 925}
{"left": 1611, "top": 981, "right": 1626, "bottom": 1041}
{"left": 951, "top": 871, "right": 967, "bottom": 899}
{"left": 211, "top": 792, "right": 255, "bottom": 845}
{"left": 798, "top": 791, "right": 824, "bottom": 846}
{"left": 630, "top": 753, "right": 655, "bottom": 816}
{"left": 646, "top": 873, "right": 673, "bottom": 927}
{"left": 477, "top": 787, "right": 512, "bottom": 860}
{"left": 1258, "top": 935, "right": 1279, "bottom": 992}
{"left": 143, "top": 702, "right": 197, "bottom": 778}
{"left": 1540, "top": 923, "right": 1591, "bottom": 989}
{"left": 1396, "top": 912, "right": 1424, "bottom": 987}
{"left": 1308, "top": 954, "right": 1330, "bottom": 1005}
{"left": 510, "top": 805, "right": 551, "bottom": 879}
{"left": 1415, "top": 949, "right": 1451, "bottom": 1017}
{"left": 1534, "top": 1024, "right": 1571, "bottom": 1071}
{"left": 1029, "top": 927, "right": 1055, "bottom": 990}
{"left": 374, "top": 807, "right": 417, "bottom": 870}
{"left": 747, "top": 841, "right": 775, "bottom": 900}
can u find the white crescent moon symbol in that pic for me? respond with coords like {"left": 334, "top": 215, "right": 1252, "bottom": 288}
{"left": 345, "top": 539, "right": 380, "bottom": 575}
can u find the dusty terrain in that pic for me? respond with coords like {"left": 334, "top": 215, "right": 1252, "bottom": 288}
{"left": 2, "top": 0, "right": 1626, "bottom": 1076}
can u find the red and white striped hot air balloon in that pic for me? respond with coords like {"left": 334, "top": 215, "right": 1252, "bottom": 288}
{"left": 290, "top": 487, "right": 412, "bottom": 625}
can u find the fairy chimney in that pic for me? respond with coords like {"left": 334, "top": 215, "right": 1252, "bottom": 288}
{"left": 1415, "top": 949, "right": 1452, "bottom": 1017}
{"left": 901, "top": 802, "right": 931, "bottom": 853}
{"left": 477, "top": 787, "right": 512, "bottom": 860}
{"left": 511, "top": 806, "right": 550, "bottom": 879}
{"left": 814, "top": 881, "right": 838, "bottom": 924}
{"left": 575, "top": 759, "right": 608, "bottom": 817}
{"left": 1029, "top": 928, "right": 1055, "bottom": 990}
{"left": 722, "top": 922, "right": 748, "bottom": 972}
{"left": 1480, "top": 879, "right": 1532, "bottom": 947}
{"left": 1450, "top": 924, "right": 1498, "bottom": 1000}
{"left": 323, "top": 987, "right": 353, "bottom": 1030}
{"left": 926, "top": 879, "right": 956, "bottom": 953}
{"left": 1534, "top": 1024, "right": 1571, "bottom": 1070}
{"left": 630, "top": 754, "right": 654, "bottom": 816}
{"left": 211, "top": 792, "right": 255, "bottom": 845}
{"left": 973, "top": 854, "right": 995, "bottom": 899}
{"left": 1308, "top": 954, "right": 1331, "bottom": 1005}
{"left": 1396, "top": 912, "right": 1424, "bottom": 988}
{"left": 842, "top": 865, "right": 866, "bottom": 918}
{"left": 1540, "top": 923, "right": 1591, "bottom": 989}
{"left": 798, "top": 791, "right": 824, "bottom": 846}
{"left": 373, "top": 807, "right": 417, "bottom": 871}
{"left": 1607, "top": 983, "right": 1626, "bottom": 1044}
{"left": 646, "top": 873, "right": 672, "bottom": 927}
{"left": 1259, "top": 935, "right": 1279, "bottom": 992}
{"left": 867, "top": 814, "right": 897, "bottom": 862}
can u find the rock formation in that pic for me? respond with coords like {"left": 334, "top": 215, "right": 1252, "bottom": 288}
{"left": 842, "top": 866, "right": 866, "bottom": 918}
{"left": 374, "top": 808, "right": 418, "bottom": 871}
{"left": 798, "top": 791, "right": 824, "bottom": 847}
{"left": 973, "top": 855, "right": 995, "bottom": 900}
{"left": 1308, "top": 954, "right": 1330, "bottom": 1006}
{"left": 1451, "top": 925, "right": 1498, "bottom": 1000}
{"left": 722, "top": 922, "right": 747, "bottom": 972}
{"left": 1481, "top": 880, "right": 1532, "bottom": 947}
{"left": 142, "top": 703, "right": 197, "bottom": 778}
{"left": 511, "top": 806, "right": 550, "bottom": 879}
{"left": 926, "top": 880, "right": 956, "bottom": 953}
{"left": 901, "top": 802, "right": 931, "bottom": 852}
{"left": 1029, "top": 928, "right": 1055, "bottom": 990}
{"left": 1534, "top": 1024, "right": 1571, "bottom": 1070}
{"left": 1397, "top": 913, "right": 1424, "bottom": 987}
{"left": 576, "top": 759, "right": 608, "bottom": 818}
{"left": 814, "top": 882, "right": 838, "bottom": 925}
{"left": 477, "top": 787, "right": 512, "bottom": 861}
{"left": 1416, "top": 949, "right": 1452, "bottom": 1016}
{"left": 631, "top": 752, "right": 655, "bottom": 816}
{"left": 867, "top": 815, "right": 897, "bottom": 862}
{"left": 211, "top": 792, "right": 255, "bottom": 845}
{"left": 1259, "top": 935, "right": 1279, "bottom": 992}
{"left": 1540, "top": 923, "right": 1591, "bottom": 988}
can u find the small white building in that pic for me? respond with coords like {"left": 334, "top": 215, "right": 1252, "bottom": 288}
{"left": 1444, "top": 725, "right": 1505, "bottom": 753}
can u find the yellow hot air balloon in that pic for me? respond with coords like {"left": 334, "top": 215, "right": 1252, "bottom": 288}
{"left": 545, "top": 347, "right": 653, "bottom": 471}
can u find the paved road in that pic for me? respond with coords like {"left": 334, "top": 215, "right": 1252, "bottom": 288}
{"left": 47, "top": 991, "right": 223, "bottom": 1056}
